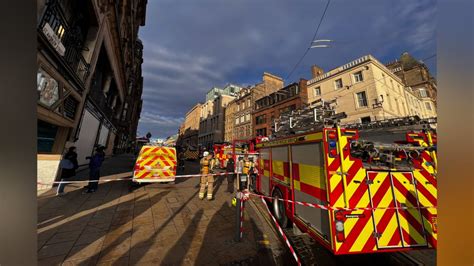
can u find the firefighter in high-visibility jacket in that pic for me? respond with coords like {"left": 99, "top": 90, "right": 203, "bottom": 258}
{"left": 199, "top": 151, "right": 216, "bottom": 200}
{"left": 240, "top": 154, "right": 253, "bottom": 190}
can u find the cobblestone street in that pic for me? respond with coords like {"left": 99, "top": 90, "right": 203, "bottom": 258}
{"left": 37, "top": 155, "right": 286, "bottom": 265}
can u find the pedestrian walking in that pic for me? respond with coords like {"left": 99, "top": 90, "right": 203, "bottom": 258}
{"left": 57, "top": 146, "right": 78, "bottom": 196}
{"left": 226, "top": 157, "right": 235, "bottom": 193}
{"left": 83, "top": 146, "right": 105, "bottom": 193}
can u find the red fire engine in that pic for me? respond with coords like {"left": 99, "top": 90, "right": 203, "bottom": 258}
{"left": 254, "top": 102, "right": 437, "bottom": 255}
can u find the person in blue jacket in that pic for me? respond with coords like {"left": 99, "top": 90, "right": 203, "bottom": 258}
{"left": 83, "top": 146, "right": 105, "bottom": 193}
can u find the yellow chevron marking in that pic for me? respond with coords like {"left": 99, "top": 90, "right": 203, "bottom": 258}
{"left": 349, "top": 215, "right": 375, "bottom": 252}
{"left": 330, "top": 174, "right": 342, "bottom": 193}
{"left": 341, "top": 209, "right": 364, "bottom": 235}
{"left": 413, "top": 171, "right": 437, "bottom": 198}
{"left": 345, "top": 168, "right": 366, "bottom": 207}
{"left": 398, "top": 213, "right": 426, "bottom": 245}
{"left": 378, "top": 214, "right": 399, "bottom": 247}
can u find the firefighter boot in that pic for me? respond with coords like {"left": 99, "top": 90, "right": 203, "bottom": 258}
{"left": 199, "top": 175, "right": 207, "bottom": 200}
{"left": 207, "top": 175, "right": 214, "bottom": 200}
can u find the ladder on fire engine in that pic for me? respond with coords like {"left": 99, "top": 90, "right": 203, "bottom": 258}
{"left": 271, "top": 98, "right": 347, "bottom": 138}
{"left": 342, "top": 116, "right": 437, "bottom": 132}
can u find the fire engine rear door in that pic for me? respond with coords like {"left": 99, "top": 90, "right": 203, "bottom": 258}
{"left": 366, "top": 171, "right": 403, "bottom": 249}
{"left": 367, "top": 171, "right": 427, "bottom": 249}
{"left": 390, "top": 172, "right": 428, "bottom": 247}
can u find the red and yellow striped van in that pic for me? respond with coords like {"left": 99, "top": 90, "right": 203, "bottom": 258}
{"left": 133, "top": 145, "right": 177, "bottom": 183}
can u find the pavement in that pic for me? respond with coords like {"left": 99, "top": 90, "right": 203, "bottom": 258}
{"left": 37, "top": 154, "right": 287, "bottom": 265}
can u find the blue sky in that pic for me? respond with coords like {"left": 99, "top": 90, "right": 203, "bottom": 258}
{"left": 137, "top": 0, "right": 436, "bottom": 139}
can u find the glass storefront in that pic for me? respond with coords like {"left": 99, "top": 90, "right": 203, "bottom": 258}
{"left": 38, "top": 120, "right": 58, "bottom": 153}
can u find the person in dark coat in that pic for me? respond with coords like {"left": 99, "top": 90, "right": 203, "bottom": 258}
{"left": 84, "top": 146, "right": 105, "bottom": 193}
{"left": 226, "top": 157, "right": 236, "bottom": 193}
{"left": 57, "top": 146, "right": 79, "bottom": 196}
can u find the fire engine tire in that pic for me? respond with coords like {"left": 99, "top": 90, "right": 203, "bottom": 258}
{"left": 272, "top": 188, "right": 289, "bottom": 228}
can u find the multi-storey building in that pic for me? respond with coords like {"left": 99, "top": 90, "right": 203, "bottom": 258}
{"left": 306, "top": 55, "right": 436, "bottom": 125}
{"left": 205, "top": 84, "right": 241, "bottom": 101}
{"left": 178, "top": 103, "right": 202, "bottom": 148}
{"left": 227, "top": 72, "right": 284, "bottom": 141}
{"left": 224, "top": 100, "right": 236, "bottom": 143}
{"left": 386, "top": 52, "right": 437, "bottom": 106}
{"left": 37, "top": 0, "right": 147, "bottom": 188}
{"left": 198, "top": 95, "right": 235, "bottom": 149}
{"left": 233, "top": 88, "right": 253, "bottom": 140}
{"left": 253, "top": 79, "right": 308, "bottom": 137}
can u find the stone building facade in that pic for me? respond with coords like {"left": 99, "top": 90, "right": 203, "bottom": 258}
{"left": 385, "top": 52, "right": 437, "bottom": 106}
{"left": 253, "top": 79, "right": 308, "bottom": 137}
{"left": 198, "top": 95, "right": 235, "bottom": 149}
{"left": 37, "top": 0, "right": 147, "bottom": 188}
{"left": 306, "top": 55, "right": 436, "bottom": 125}
{"left": 178, "top": 103, "right": 202, "bottom": 148}
{"left": 228, "top": 72, "right": 284, "bottom": 141}
{"left": 224, "top": 100, "right": 236, "bottom": 143}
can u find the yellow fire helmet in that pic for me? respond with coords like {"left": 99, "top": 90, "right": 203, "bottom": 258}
{"left": 231, "top": 197, "right": 237, "bottom": 207}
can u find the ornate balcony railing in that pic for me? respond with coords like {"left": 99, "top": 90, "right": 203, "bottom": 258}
{"left": 38, "top": 2, "right": 91, "bottom": 89}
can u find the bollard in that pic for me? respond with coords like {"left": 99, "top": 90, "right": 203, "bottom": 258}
{"left": 235, "top": 191, "right": 242, "bottom": 242}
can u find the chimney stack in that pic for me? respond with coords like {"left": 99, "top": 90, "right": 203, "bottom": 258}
{"left": 311, "top": 65, "right": 324, "bottom": 78}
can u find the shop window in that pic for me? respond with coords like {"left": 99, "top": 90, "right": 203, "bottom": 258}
{"left": 37, "top": 120, "right": 58, "bottom": 153}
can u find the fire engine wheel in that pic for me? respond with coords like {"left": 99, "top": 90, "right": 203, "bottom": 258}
{"left": 272, "top": 189, "right": 289, "bottom": 228}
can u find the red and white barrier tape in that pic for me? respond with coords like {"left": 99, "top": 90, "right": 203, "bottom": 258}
{"left": 259, "top": 196, "right": 301, "bottom": 266}
{"left": 37, "top": 172, "right": 236, "bottom": 185}
{"left": 239, "top": 199, "right": 244, "bottom": 240}
{"left": 246, "top": 192, "right": 436, "bottom": 211}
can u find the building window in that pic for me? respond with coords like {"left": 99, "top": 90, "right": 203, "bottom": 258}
{"left": 240, "top": 116, "right": 244, "bottom": 123}
{"left": 235, "top": 117, "right": 239, "bottom": 125}
{"left": 245, "top": 113, "right": 250, "bottom": 121}
{"left": 247, "top": 98, "right": 250, "bottom": 108}
{"left": 335, "top": 78, "right": 343, "bottom": 89}
{"left": 314, "top": 86, "right": 321, "bottom": 96}
{"left": 63, "top": 95, "right": 78, "bottom": 119}
{"left": 425, "top": 102, "right": 432, "bottom": 110}
{"left": 256, "top": 115, "right": 266, "bottom": 125}
{"left": 237, "top": 104, "right": 240, "bottom": 111}
{"left": 419, "top": 88, "right": 428, "bottom": 98}
{"left": 360, "top": 116, "right": 371, "bottom": 124}
{"left": 38, "top": 119, "right": 58, "bottom": 153}
{"left": 256, "top": 128, "right": 267, "bottom": 136}
{"left": 353, "top": 71, "right": 363, "bottom": 83}
{"left": 356, "top": 91, "right": 368, "bottom": 107}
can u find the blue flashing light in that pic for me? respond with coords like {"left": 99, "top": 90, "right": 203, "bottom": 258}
{"left": 329, "top": 141, "right": 337, "bottom": 148}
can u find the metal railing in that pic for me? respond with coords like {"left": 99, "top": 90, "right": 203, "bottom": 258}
{"left": 38, "top": 2, "right": 91, "bottom": 88}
